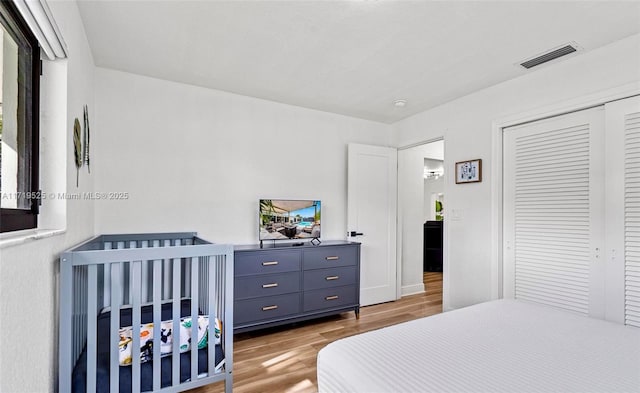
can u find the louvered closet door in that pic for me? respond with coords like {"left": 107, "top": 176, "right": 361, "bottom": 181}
{"left": 503, "top": 107, "right": 605, "bottom": 317}
{"left": 605, "top": 96, "right": 640, "bottom": 326}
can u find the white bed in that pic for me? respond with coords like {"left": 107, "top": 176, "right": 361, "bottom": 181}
{"left": 317, "top": 299, "right": 640, "bottom": 393}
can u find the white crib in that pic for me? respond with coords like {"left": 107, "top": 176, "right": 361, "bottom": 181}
{"left": 59, "top": 232, "right": 233, "bottom": 393}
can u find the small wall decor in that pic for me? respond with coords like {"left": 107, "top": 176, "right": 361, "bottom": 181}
{"left": 455, "top": 159, "right": 482, "bottom": 184}
{"left": 73, "top": 118, "right": 82, "bottom": 187}
{"left": 83, "top": 105, "right": 90, "bottom": 173}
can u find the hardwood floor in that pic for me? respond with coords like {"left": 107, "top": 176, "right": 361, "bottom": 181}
{"left": 192, "top": 272, "right": 443, "bottom": 393}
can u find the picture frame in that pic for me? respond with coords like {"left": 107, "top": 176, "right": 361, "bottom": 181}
{"left": 455, "top": 159, "right": 482, "bottom": 184}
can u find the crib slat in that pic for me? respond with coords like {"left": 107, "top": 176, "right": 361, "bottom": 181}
{"left": 208, "top": 256, "right": 216, "bottom": 375}
{"left": 220, "top": 256, "right": 225, "bottom": 327}
{"left": 110, "top": 262, "right": 121, "bottom": 393}
{"left": 152, "top": 259, "right": 162, "bottom": 391}
{"left": 59, "top": 256, "right": 74, "bottom": 393}
{"left": 218, "top": 256, "right": 224, "bottom": 343}
{"left": 131, "top": 261, "right": 142, "bottom": 393}
{"left": 224, "top": 249, "right": 234, "bottom": 391}
{"left": 191, "top": 257, "right": 199, "bottom": 381}
{"left": 87, "top": 265, "right": 98, "bottom": 392}
{"left": 172, "top": 258, "right": 181, "bottom": 386}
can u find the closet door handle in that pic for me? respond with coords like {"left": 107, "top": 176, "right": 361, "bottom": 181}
{"left": 325, "top": 276, "right": 339, "bottom": 281}
{"left": 262, "top": 283, "right": 278, "bottom": 288}
{"left": 325, "top": 295, "right": 339, "bottom": 301}
{"left": 262, "top": 261, "right": 278, "bottom": 266}
{"left": 325, "top": 256, "right": 339, "bottom": 261}
{"left": 262, "top": 305, "right": 278, "bottom": 311}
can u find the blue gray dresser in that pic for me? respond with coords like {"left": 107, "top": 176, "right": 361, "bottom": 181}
{"left": 234, "top": 241, "right": 361, "bottom": 333}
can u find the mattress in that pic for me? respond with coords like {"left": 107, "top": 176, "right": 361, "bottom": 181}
{"left": 317, "top": 299, "right": 640, "bottom": 393}
{"left": 72, "top": 299, "right": 224, "bottom": 393}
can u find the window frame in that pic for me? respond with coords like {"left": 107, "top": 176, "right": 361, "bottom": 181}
{"left": 0, "top": 0, "right": 40, "bottom": 233}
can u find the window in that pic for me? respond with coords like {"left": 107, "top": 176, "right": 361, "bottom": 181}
{"left": 0, "top": 1, "right": 40, "bottom": 233}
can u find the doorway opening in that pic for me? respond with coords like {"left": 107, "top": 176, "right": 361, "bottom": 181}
{"left": 423, "top": 157, "right": 444, "bottom": 273}
{"left": 398, "top": 139, "right": 444, "bottom": 309}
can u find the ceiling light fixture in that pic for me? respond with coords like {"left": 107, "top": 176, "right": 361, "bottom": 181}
{"left": 394, "top": 99, "right": 407, "bottom": 108}
{"left": 424, "top": 168, "right": 444, "bottom": 179}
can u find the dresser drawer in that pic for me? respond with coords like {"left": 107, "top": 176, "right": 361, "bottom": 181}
{"left": 303, "top": 246, "right": 357, "bottom": 270}
{"left": 303, "top": 285, "right": 357, "bottom": 312}
{"left": 303, "top": 266, "right": 357, "bottom": 290}
{"left": 235, "top": 250, "right": 301, "bottom": 276}
{"left": 235, "top": 271, "right": 300, "bottom": 300}
{"left": 235, "top": 293, "right": 301, "bottom": 324}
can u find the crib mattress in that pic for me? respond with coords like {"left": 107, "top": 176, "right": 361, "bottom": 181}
{"left": 72, "top": 299, "right": 224, "bottom": 393}
{"left": 317, "top": 299, "right": 640, "bottom": 393}
{"left": 72, "top": 345, "right": 223, "bottom": 393}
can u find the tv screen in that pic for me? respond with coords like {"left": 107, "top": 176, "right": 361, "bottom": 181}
{"left": 259, "top": 199, "right": 321, "bottom": 240}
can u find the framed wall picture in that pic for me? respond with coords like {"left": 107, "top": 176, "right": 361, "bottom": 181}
{"left": 455, "top": 159, "right": 482, "bottom": 184}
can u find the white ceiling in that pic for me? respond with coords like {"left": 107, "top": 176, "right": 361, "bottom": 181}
{"left": 76, "top": 1, "right": 640, "bottom": 124}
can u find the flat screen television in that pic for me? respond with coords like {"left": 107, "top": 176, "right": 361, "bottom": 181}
{"left": 259, "top": 199, "right": 321, "bottom": 241}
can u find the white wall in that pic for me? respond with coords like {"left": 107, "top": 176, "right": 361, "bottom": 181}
{"left": 0, "top": 2, "right": 95, "bottom": 391}
{"left": 398, "top": 141, "right": 444, "bottom": 296}
{"left": 393, "top": 33, "right": 640, "bottom": 310}
{"left": 93, "top": 68, "right": 391, "bottom": 243}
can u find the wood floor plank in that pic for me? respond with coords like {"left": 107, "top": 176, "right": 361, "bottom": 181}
{"left": 191, "top": 272, "right": 443, "bottom": 393}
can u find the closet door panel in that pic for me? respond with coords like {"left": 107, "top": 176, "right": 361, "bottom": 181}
{"left": 606, "top": 96, "right": 640, "bottom": 326}
{"left": 504, "top": 107, "right": 605, "bottom": 316}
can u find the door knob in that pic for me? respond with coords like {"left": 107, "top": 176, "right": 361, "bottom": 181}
{"left": 349, "top": 231, "right": 364, "bottom": 237}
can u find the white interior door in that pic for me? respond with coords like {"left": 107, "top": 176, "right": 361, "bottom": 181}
{"left": 348, "top": 143, "right": 397, "bottom": 306}
{"left": 503, "top": 107, "right": 606, "bottom": 317}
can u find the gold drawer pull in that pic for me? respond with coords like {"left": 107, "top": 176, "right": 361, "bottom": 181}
{"left": 262, "top": 261, "right": 278, "bottom": 266}
{"left": 325, "top": 256, "right": 339, "bottom": 261}
{"left": 325, "top": 276, "right": 339, "bottom": 281}
{"left": 262, "top": 283, "right": 279, "bottom": 288}
{"left": 325, "top": 295, "right": 339, "bottom": 301}
{"left": 262, "top": 305, "right": 278, "bottom": 311}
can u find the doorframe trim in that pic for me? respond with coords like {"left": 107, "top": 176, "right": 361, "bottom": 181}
{"left": 491, "top": 81, "right": 640, "bottom": 301}
{"left": 397, "top": 136, "right": 445, "bottom": 151}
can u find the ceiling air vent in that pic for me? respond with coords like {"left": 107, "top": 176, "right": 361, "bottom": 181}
{"left": 520, "top": 44, "right": 578, "bottom": 69}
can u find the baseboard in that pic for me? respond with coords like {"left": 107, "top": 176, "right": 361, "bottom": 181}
{"left": 401, "top": 283, "right": 425, "bottom": 297}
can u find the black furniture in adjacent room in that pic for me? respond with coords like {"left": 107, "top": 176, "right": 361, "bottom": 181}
{"left": 424, "top": 220, "right": 443, "bottom": 272}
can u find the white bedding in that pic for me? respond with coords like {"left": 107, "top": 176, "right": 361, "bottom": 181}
{"left": 317, "top": 299, "right": 640, "bottom": 393}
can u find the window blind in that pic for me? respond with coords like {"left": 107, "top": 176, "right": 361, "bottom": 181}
{"left": 625, "top": 111, "right": 640, "bottom": 327}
